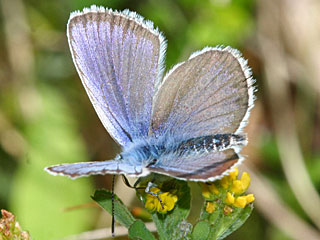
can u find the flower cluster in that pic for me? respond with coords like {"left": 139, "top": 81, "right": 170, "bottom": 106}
{"left": 144, "top": 187, "right": 178, "bottom": 214}
{"left": 0, "top": 209, "right": 31, "bottom": 240}
{"left": 201, "top": 168, "right": 255, "bottom": 214}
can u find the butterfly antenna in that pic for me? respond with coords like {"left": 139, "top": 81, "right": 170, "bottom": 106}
{"left": 112, "top": 174, "right": 116, "bottom": 237}
{"left": 145, "top": 182, "right": 164, "bottom": 209}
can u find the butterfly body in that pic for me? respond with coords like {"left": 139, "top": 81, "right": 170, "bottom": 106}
{"left": 109, "top": 133, "right": 245, "bottom": 179}
{"left": 45, "top": 5, "right": 255, "bottom": 182}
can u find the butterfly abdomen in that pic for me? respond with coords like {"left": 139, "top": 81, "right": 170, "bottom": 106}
{"left": 176, "top": 134, "right": 247, "bottom": 156}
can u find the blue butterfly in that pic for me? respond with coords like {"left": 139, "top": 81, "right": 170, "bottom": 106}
{"left": 45, "top": 5, "right": 255, "bottom": 182}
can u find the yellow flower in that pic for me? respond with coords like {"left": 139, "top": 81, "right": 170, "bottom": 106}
{"left": 208, "top": 183, "right": 219, "bottom": 195}
{"left": 228, "top": 168, "right": 239, "bottom": 181}
{"left": 225, "top": 192, "right": 235, "bottom": 205}
{"left": 221, "top": 168, "right": 239, "bottom": 189}
{"left": 202, "top": 169, "right": 255, "bottom": 213}
{"left": 206, "top": 202, "right": 216, "bottom": 213}
{"left": 230, "top": 172, "right": 251, "bottom": 194}
{"left": 221, "top": 176, "right": 230, "bottom": 189}
{"left": 245, "top": 194, "right": 255, "bottom": 203}
{"left": 230, "top": 180, "right": 244, "bottom": 194}
{"left": 240, "top": 172, "right": 251, "bottom": 191}
{"left": 201, "top": 184, "right": 211, "bottom": 199}
{"left": 145, "top": 188, "right": 178, "bottom": 214}
{"left": 150, "top": 187, "right": 160, "bottom": 194}
{"left": 233, "top": 196, "right": 247, "bottom": 208}
{"left": 201, "top": 183, "right": 219, "bottom": 199}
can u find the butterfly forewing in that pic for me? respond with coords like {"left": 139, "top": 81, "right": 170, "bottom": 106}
{"left": 68, "top": 6, "right": 166, "bottom": 146}
{"left": 45, "top": 160, "right": 145, "bottom": 179}
{"left": 151, "top": 47, "right": 254, "bottom": 139}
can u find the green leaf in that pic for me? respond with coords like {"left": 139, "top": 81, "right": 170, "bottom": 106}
{"left": 128, "top": 220, "right": 156, "bottom": 240}
{"left": 150, "top": 178, "right": 191, "bottom": 240}
{"left": 92, "top": 189, "right": 136, "bottom": 228}
{"left": 216, "top": 204, "right": 253, "bottom": 240}
{"left": 198, "top": 201, "right": 254, "bottom": 240}
{"left": 192, "top": 220, "right": 211, "bottom": 240}
{"left": 199, "top": 203, "right": 222, "bottom": 225}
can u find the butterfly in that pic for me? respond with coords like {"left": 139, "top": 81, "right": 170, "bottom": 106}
{"left": 45, "top": 5, "right": 255, "bottom": 182}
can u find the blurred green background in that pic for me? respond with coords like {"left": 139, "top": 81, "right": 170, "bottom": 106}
{"left": 0, "top": 0, "right": 320, "bottom": 239}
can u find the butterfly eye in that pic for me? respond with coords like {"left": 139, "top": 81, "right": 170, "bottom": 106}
{"left": 147, "top": 159, "right": 158, "bottom": 167}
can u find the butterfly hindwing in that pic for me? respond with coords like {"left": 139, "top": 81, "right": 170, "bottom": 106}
{"left": 151, "top": 47, "right": 254, "bottom": 139}
{"left": 148, "top": 148, "right": 240, "bottom": 181}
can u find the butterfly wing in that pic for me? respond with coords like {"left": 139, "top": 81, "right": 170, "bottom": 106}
{"left": 45, "top": 160, "right": 146, "bottom": 179}
{"left": 148, "top": 47, "right": 254, "bottom": 180}
{"left": 68, "top": 6, "right": 166, "bottom": 146}
{"left": 148, "top": 149, "right": 240, "bottom": 182}
{"left": 151, "top": 47, "right": 255, "bottom": 139}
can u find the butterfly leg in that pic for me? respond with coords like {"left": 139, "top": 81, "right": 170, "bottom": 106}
{"left": 145, "top": 182, "right": 164, "bottom": 209}
{"left": 133, "top": 177, "right": 142, "bottom": 188}
{"left": 121, "top": 175, "right": 164, "bottom": 209}
{"left": 121, "top": 175, "right": 137, "bottom": 189}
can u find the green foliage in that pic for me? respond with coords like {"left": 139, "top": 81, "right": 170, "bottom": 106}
{"left": 148, "top": 179, "right": 191, "bottom": 240}
{"left": 9, "top": 86, "right": 93, "bottom": 239}
{"left": 197, "top": 203, "right": 253, "bottom": 239}
{"left": 93, "top": 190, "right": 155, "bottom": 239}
{"left": 215, "top": 205, "right": 253, "bottom": 240}
{"left": 92, "top": 175, "right": 253, "bottom": 240}
{"left": 138, "top": 0, "right": 255, "bottom": 68}
{"left": 92, "top": 190, "right": 136, "bottom": 228}
{"left": 129, "top": 220, "right": 156, "bottom": 240}
{"left": 192, "top": 221, "right": 211, "bottom": 240}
